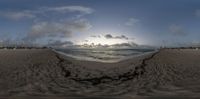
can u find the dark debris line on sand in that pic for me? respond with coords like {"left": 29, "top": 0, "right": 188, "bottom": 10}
{"left": 55, "top": 54, "right": 71, "bottom": 78}
{"left": 60, "top": 50, "right": 160, "bottom": 85}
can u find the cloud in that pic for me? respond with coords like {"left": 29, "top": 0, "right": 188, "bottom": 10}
{"left": 111, "top": 42, "right": 138, "bottom": 48}
{"left": 0, "top": 6, "right": 94, "bottom": 20}
{"left": 0, "top": 11, "right": 35, "bottom": 20}
{"left": 125, "top": 18, "right": 139, "bottom": 26}
{"left": 0, "top": 38, "right": 11, "bottom": 46}
{"left": 195, "top": 9, "right": 200, "bottom": 17}
{"left": 84, "top": 40, "right": 89, "bottom": 42}
{"left": 77, "top": 42, "right": 138, "bottom": 49}
{"left": 105, "top": 34, "right": 113, "bottom": 39}
{"left": 47, "top": 40, "right": 73, "bottom": 48}
{"left": 90, "top": 35, "right": 101, "bottom": 38}
{"left": 44, "top": 6, "right": 94, "bottom": 14}
{"left": 0, "top": 5, "right": 94, "bottom": 46}
{"left": 0, "top": 37, "right": 35, "bottom": 47}
{"left": 25, "top": 19, "right": 92, "bottom": 41}
{"left": 115, "top": 35, "right": 129, "bottom": 40}
{"left": 104, "top": 34, "right": 129, "bottom": 40}
{"left": 169, "top": 24, "right": 187, "bottom": 36}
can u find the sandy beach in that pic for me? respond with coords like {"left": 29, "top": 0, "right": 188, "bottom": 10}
{"left": 0, "top": 48, "right": 200, "bottom": 98}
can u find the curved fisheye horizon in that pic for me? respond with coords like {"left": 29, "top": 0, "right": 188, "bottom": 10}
{"left": 1, "top": 0, "right": 200, "bottom": 99}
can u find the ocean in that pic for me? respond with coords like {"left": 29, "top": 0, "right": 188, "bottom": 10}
{"left": 55, "top": 48, "right": 155, "bottom": 63}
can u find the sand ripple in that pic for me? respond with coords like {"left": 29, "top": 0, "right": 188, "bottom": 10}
{"left": 0, "top": 49, "right": 200, "bottom": 98}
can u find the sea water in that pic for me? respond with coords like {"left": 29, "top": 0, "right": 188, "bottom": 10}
{"left": 55, "top": 48, "right": 155, "bottom": 62}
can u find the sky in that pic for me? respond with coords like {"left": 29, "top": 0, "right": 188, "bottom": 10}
{"left": 0, "top": 0, "right": 200, "bottom": 47}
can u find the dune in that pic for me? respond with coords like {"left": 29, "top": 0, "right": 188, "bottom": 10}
{"left": 0, "top": 48, "right": 200, "bottom": 98}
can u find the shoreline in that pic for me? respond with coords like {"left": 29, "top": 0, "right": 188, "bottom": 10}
{"left": 52, "top": 48, "right": 157, "bottom": 63}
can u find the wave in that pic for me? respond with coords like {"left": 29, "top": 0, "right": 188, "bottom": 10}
{"left": 54, "top": 48, "right": 156, "bottom": 63}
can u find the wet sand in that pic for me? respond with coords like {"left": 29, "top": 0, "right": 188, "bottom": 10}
{"left": 0, "top": 49, "right": 200, "bottom": 98}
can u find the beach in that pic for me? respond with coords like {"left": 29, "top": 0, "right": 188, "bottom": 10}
{"left": 0, "top": 48, "right": 200, "bottom": 98}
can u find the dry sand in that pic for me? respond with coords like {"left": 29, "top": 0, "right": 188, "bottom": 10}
{"left": 0, "top": 49, "right": 200, "bottom": 98}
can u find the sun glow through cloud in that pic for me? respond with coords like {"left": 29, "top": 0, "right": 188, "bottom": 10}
{"left": 74, "top": 30, "right": 135, "bottom": 45}
{"left": 84, "top": 36, "right": 128, "bottom": 45}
